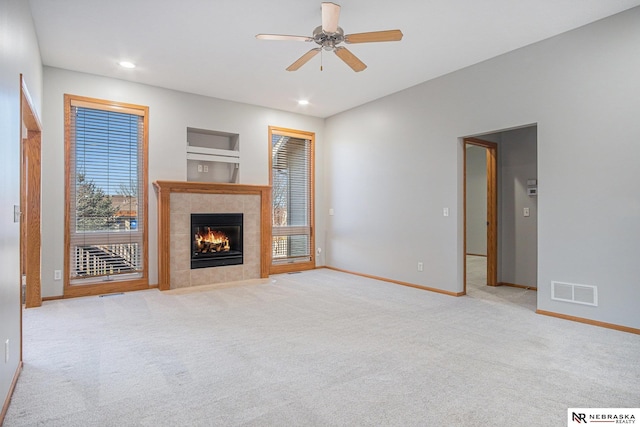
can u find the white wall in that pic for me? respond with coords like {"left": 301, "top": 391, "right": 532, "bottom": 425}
{"left": 325, "top": 7, "right": 640, "bottom": 328}
{"left": 40, "top": 67, "right": 325, "bottom": 296}
{"left": 0, "top": 0, "right": 43, "bottom": 411}
{"left": 465, "top": 145, "right": 487, "bottom": 255}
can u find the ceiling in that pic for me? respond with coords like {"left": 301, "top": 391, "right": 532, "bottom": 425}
{"left": 28, "top": 0, "right": 640, "bottom": 118}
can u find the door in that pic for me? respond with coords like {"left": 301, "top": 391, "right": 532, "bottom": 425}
{"left": 464, "top": 137, "right": 497, "bottom": 292}
{"left": 21, "top": 76, "right": 42, "bottom": 308}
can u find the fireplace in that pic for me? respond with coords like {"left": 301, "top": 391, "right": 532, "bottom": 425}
{"left": 191, "top": 213, "right": 243, "bottom": 269}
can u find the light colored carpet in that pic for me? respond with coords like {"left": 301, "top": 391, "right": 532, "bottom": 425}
{"left": 466, "top": 255, "right": 488, "bottom": 288}
{"left": 4, "top": 269, "right": 639, "bottom": 426}
{"left": 465, "top": 255, "right": 538, "bottom": 309}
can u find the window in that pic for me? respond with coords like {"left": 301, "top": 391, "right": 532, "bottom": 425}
{"left": 269, "top": 126, "right": 315, "bottom": 273}
{"left": 64, "top": 95, "right": 148, "bottom": 296}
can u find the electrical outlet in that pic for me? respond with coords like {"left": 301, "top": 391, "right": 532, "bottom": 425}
{"left": 197, "top": 164, "right": 203, "bottom": 173}
{"left": 443, "top": 208, "right": 449, "bottom": 217}
{"left": 4, "top": 339, "right": 9, "bottom": 363}
{"left": 203, "top": 165, "right": 209, "bottom": 172}
{"left": 54, "top": 270, "right": 62, "bottom": 280}
{"left": 417, "top": 262, "right": 424, "bottom": 272}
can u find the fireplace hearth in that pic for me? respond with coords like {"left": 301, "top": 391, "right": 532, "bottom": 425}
{"left": 191, "top": 213, "right": 243, "bottom": 269}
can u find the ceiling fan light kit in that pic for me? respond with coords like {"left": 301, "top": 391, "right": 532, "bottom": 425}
{"left": 256, "top": 2, "right": 403, "bottom": 72}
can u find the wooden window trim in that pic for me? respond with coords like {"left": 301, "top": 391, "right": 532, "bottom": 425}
{"left": 64, "top": 94, "right": 149, "bottom": 298}
{"left": 268, "top": 126, "right": 315, "bottom": 274}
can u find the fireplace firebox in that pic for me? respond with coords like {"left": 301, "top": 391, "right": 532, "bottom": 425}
{"left": 191, "top": 213, "right": 243, "bottom": 269}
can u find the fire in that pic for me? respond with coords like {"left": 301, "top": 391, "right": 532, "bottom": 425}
{"left": 194, "top": 227, "right": 231, "bottom": 253}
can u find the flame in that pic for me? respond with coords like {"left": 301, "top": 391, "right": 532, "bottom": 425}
{"left": 194, "top": 227, "right": 231, "bottom": 252}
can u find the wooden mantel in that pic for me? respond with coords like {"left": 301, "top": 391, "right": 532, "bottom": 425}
{"left": 153, "top": 181, "right": 271, "bottom": 290}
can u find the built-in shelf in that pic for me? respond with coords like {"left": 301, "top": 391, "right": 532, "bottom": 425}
{"left": 186, "top": 127, "right": 240, "bottom": 183}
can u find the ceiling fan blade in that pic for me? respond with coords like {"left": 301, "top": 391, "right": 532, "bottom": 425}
{"left": 286, "top": 48, "right": 321, "bottom": 71}
{"left": 334, "top": 47, "right": 367, "bottom": 72}
{"left": 321, "top": 2, "right": 341, "bottom": 34}
{"left": 345, "top": 29, "right": 403, "bottom": 44}
{"left": 256, "top": 34, "right": 313, "bottom": 42}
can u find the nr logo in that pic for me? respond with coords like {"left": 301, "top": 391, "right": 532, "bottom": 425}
{"left": 572, "top": 412, "right": 587, "bottom": 423}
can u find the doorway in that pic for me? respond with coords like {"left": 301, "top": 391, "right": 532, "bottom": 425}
{"left": 464, "top": 138, "right": 497, "bottom": 294}
{"left": 20, "top": 76, "right": 42, "bottom": 308}
{"left": 463, "top": 126, "right": 538, "bottom": 310}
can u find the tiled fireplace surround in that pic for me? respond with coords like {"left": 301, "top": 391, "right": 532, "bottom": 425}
{"left": 154, "top": 181, "right": 271, "bottom": 290}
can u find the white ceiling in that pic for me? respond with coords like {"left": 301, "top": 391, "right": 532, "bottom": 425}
{"left": 28, "top": 0, "right": 640, "bottom": 118}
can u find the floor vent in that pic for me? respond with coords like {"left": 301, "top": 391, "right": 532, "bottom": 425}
{"left": 99, "top": 292, "right": 124, "bottom": 298}
{"left": 551, "top": 281, "right": 597, "bottom": 306}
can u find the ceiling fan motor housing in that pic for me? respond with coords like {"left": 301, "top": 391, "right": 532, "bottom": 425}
{"left": 313, "top": 25, "right": 344, "bottom": 51}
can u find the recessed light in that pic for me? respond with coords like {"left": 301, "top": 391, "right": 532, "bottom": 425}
{"left": 119, "top": 61, "right": 136, "bottom": 69}
{"left": 298, "top": 100, "right": 309, "bottom": 106}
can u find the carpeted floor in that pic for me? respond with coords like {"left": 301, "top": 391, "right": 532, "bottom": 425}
{"left": 4, "top": 269, "right": 639, "bottom": 426}
{"left": 465, "top": 255, "right": 537, "bottom": 309}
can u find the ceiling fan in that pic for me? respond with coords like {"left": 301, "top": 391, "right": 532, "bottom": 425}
{"left": 256, "top": 2, "right": 403, "bottom": 72}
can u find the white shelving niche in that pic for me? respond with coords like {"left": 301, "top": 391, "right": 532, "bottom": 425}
{"left": 186, "top": 127, "right": 240, "bottom": 184}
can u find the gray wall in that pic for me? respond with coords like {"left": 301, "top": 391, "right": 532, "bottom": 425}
{"left": 497, "top": 127, "right": 538, "bottom": 287}
{"left": 325, "top": 7, "right": 640, "bottom": 328}
{"left": 0, "top": 0, "right": 43, "bottom": 411}
{"left": 40, "top": 67, "right": 325, "bottom": 296}
{"left": 465, "top": 145, "right": 487, "bottom": 255}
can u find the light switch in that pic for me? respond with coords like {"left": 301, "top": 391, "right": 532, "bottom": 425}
{"left": 443, "top": 208, "right": 449, "bottom": 217}
{"left": 523, "top": 207, "right": 530, "bottom": 217}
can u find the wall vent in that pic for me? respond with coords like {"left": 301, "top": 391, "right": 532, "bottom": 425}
{"left": 551, "top": 281, "right": 598, "bottom": 306}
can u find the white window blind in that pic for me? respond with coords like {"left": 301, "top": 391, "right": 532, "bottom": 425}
{"left": 68, "top": 99, "right": 145, "bottom": 284}
{"left": 271, "top": 133, "right": 312, "bottom": 263}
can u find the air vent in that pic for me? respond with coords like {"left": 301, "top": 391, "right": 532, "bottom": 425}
{"left": 551, "top": 281, "right": 598, "bottom": 306}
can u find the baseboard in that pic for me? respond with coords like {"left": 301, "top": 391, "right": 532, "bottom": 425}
{"left": 1, "top": 361, "right": 23, "bottom": 425}
{"left": 325, "top": 266, "right": 465, "bottom": 297}
{"left": 536, "top": 310, "right": 640, "bottom": 335}
{"left": 498, "top": 282, "right": 537, "bottom": 291}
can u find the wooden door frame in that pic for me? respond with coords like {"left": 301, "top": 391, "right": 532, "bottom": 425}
{"left": 463, "top": 137, "right": 498, "bottom": 292}
{"left": 20, "top": 75, "right": 43, "bottom": 309}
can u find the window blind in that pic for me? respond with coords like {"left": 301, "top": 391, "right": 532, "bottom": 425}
{"left": 271, "top": 134, "right": 312, "bottom": 263}
{"left": 68, "top": 101, "right": 145, "bottom": 284}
